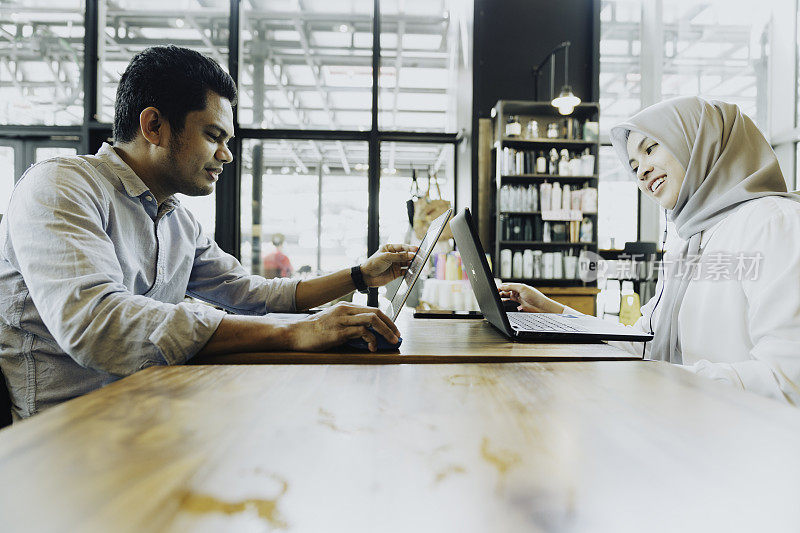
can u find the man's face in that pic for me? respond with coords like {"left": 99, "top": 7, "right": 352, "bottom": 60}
{"left": 161, "top": 90, "right": 234, "bottom": 197}
{"left": 626, "top": 131, "right": 686, "bottom": 210}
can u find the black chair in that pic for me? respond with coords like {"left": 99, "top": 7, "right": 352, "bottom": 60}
{"left": 623, "top": 241, "right": 658, "bottom": 257}
{"left": 0, "top": 369, "right": 12, "bottom": 429}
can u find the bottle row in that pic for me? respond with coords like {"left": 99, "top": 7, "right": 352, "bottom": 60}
{"left": 499, "top": 183, "right": 598, "bottom": 213}
{"left": 499, "top": 249, "right": 581, "bottom": 280}
{"left": 500, "top": 215, "right": 594, "bottom": 243}
{"left": 429, "top": 252, "right": 469, "bottom": 281}
{"left": 504, "top": 115, "right": 599, "bottom": 142}
{"left": 500, "top": 147, "right": 595, "bottom": 176}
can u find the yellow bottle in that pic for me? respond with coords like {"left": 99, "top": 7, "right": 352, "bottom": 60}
{"left": 619, "top": 293, "right": 641, "bottom": 326}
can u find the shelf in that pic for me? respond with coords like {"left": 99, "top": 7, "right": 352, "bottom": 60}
{"left": 499, "top": 241, "right": 596, "bottom": 246}
{"left": 493, "top": 100, "right": 600, "bottom": 116}
{"left": 500, "top": 174, "right": 597, "bottom": 180}
{"left": 497, "top": 138, "right": 597, "bottom": 147}
{"left": 501, "top": 278, "right": 590, "bottom": 287}
{"left": 499, "top": 211, "right": 598, "bottom": 217}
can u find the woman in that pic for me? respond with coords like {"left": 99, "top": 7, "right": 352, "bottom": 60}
{"left": 500, "top": 96, "right": 800, "bottom": 404}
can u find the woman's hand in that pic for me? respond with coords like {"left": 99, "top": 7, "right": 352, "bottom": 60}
{"left": 498, "top": 283, "right": 565, "bottom": 314}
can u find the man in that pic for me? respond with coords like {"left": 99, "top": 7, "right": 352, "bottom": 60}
{"left": 0, "top": 46, "right": 415, "bottom": 420}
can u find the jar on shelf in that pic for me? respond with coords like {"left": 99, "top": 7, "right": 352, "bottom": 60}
{"left": 546, "top": 122, "right": 560, "bottom": 139}
{"left": 505, "top": 115, "right": 522, "bottom": 137}
{"left": 524, "top": 120, "right": 539, "bottom": 139}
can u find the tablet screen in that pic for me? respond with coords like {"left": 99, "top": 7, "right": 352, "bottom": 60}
{"left": 387, "top": 208, "right": 452, "bottom": 320}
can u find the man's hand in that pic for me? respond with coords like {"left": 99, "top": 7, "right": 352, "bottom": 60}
{"left": 287, "top": 302, "right": 401, "bottom": 352}
{"left": 498, "top": 282, "right": 565, "bottom": 314}
{"left": 360, "top": 243, "right": 418, "bottom": 287}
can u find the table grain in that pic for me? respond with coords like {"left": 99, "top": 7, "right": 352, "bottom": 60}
{"left": 1, "top": 362, "right": 798, "bottom": 532}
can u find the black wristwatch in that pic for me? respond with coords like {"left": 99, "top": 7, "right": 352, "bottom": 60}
{"left": 350, "top": 265, "right": 369, "bottom": 294}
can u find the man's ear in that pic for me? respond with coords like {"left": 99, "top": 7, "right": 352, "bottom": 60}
{"left": 139, "top": 107, "right": 168, "bottom": 147}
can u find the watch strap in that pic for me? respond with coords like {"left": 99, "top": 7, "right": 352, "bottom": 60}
{"left": 350, "top": 265, "right": 369, "bottom": 294}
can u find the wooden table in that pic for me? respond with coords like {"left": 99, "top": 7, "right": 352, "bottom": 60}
{"left": 192, "top": 312, "right": 637, "bottom": 364}
{"left": 2, "top": 362, "right": 799, "bottom": 532}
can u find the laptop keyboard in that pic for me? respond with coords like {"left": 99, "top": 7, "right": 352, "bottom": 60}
{"left": 508, "top": 312, "right": 588, "bottom": 333}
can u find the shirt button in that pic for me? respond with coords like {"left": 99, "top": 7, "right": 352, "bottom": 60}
{"left": 145, "top": 195, "right": 153, "bottom": 202}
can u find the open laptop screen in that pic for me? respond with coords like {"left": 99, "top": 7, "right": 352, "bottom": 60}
{"left": 449, "top": 208, "right": 514, "bottom": 335}
{"left": 386, "top": 208, "right": 453, "bottom": 320}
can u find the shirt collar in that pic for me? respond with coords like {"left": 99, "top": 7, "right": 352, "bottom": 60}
{"left": 96, "top": 143, "right": 181, "bottom": 211}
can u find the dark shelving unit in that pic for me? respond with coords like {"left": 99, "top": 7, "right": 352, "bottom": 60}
{"left": 490, "top": 99, "right": 600, "bottom": 287}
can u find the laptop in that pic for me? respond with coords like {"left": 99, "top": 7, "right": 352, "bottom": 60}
{"left": 385, "top": 208, "right": 453, "bottom": 320}
{"left": 450, "top": 208, "right": 653, "bottom": 343}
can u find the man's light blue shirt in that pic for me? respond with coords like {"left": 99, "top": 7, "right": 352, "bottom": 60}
{"left": 0, "top": 143, "right": 299, "bottom": 420}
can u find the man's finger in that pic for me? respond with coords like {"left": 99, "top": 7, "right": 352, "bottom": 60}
{"left": 347, "top": 311, "right": 400, "bottom": 341}
{"left": 384, "top": 251, "right": 415, "bottom": 263}
{"left": 342, "top": 325, "right": 377, "bottom": 348}
{"left": 382, "top": 243, "right": 418, "bottom": 253}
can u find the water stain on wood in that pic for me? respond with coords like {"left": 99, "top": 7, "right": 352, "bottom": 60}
{"left": 447, "top": 374, "right": 498, "bottom": 387}
{"left": 180, "top": 479, "right": 289, "bottom": 528}
{"left": 480, "top": 437, "right": 521, "bottom": 482}
{"left": 434, "top": 464, "right": 467, "bottom": 484}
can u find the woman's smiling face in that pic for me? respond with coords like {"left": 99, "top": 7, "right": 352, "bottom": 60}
{"left": 626, "top": 131, "right": 686, "bottom": 210}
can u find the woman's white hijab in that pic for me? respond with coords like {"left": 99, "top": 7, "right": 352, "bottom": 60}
{"left": 610, "top": 96, "right": 799, "bottom": 363}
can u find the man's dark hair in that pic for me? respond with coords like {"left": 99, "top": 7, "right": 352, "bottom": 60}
{"left": 113, "top": 45, "right": 237, "bottom": 144}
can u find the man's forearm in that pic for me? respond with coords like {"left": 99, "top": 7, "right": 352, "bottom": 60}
{"left": 194, "top": 315, "right": 294, "bottom": 357}
{"left": 294, "top": 269, "right": 356, "bottom": 310}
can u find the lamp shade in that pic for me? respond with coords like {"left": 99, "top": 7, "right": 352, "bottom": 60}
{"left": 552, "top": 85, "right": 581, "bottom": 115}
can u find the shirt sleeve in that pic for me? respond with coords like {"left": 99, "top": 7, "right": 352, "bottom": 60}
{"left": 184, "top": 216, "right": 300, "bottom": 314}
{"left": 2, "top": 160, "right": 226, "bottom": 376}
{"left": 685, "top": 207, "right": 800, "bottom": 405}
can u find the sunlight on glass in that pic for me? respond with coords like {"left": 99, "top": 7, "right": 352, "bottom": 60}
{"left": 0, "top": 0, "right": 85, "bottom": 125}
{"left": 98, "top": 0, "right": 229, "bottom": 122}
{"left": 34, "top": 147, "right": 77, "bottom": 163}
{"left": 0, "top": 147, "right": 15, "bottom": 214}
{"left": 240, "top": 139, "right": 368, "bottom": 277}
{"left": 598, "top": 146, "right": 637, "bottom": 249}
{"left": 176, "top": 193, "right": 216, "bottom": 240}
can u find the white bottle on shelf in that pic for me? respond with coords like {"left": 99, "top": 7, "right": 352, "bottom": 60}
{"left": 523, "top": 249, "right": 534, "bottom": 278}
{"left": 551, "top": 182, "right": 562, "bottom": 211}
{"left": 558, "top": 149, "right": 570, "bottom": 175}
{"left": 562, "top": 184, "right": 571, "bottom": 210}
{"left": 500, "top": 249, "right": 512, "bottom": 278}
{"left": 540, "top": 182, "right": 552, "bottom": 214}
{"left": 512, "top": 251, "right": 524, "bottom": 278}
{"left": 581, "top": 148, "right": 596, "bottom": 175}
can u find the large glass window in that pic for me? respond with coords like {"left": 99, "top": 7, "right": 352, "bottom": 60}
{"left": 176, "top": 193, "right": 215, "bottom": 241}
{"left": 240, "top": 139, "right": 369, "bottom": 277}
{"left": 98, "top": 0, "right": 229, "bottom": 123}
{"left": 660, "top": 0, "right": 774, "bottom": 129}
{"left": 238, "top": 1, "right": 373, "bottom": 130}
{"left": 34, "top": 146, "right": 77, "bottom": 162}
{"left": 0, "top": 0, "right": 85, "bottom": 125}
{"left": 599, "top": 0, "right": 642, "bottom": 137}
{"left": 0, "top": 146, "right": 14, "bottom": 214}
{"left": 598, "top": 146, "right": 637, "bottom": 249}
{"left": 379, "top": 142, "right": 454, "bottom": 244}
{"left": 378, "top": 1, "right": 465, "bottom": 132}
{"left": 599, "top": 0, "right": 782, "bottom": 247}
{"left": 0, "top": 0, "right": 469, "bottom": 273}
